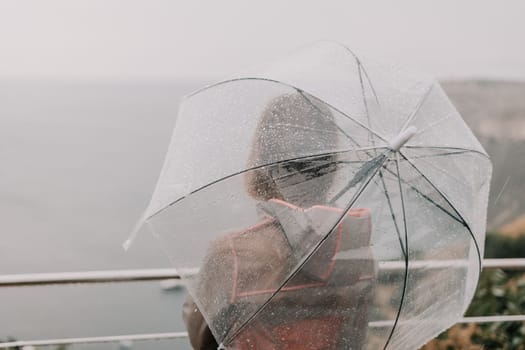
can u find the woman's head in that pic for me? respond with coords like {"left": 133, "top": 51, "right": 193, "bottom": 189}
{"left": 245, "top": 92, "right": 340, "bottom": 207}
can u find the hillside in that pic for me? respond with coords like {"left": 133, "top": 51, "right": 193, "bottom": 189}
{"left": 441, "top": 80, "right": 525, "bottom": 232}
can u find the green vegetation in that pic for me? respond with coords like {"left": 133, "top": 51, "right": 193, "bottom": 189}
{"left": 467, "top": 269, "right": 525, "bottom": 349}
{"left": 485, "top": 232, "right": 525, "bottom": 259}
{"left": 423, "top": 232, "right": 525, "bottom": 349}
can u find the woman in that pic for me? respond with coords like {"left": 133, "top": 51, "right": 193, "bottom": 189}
{"left": 183, "top": 93, "right": 375, "bottom": 350}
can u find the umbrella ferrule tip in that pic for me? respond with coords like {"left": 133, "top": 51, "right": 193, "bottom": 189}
{"left": 389, "top": 126, "right": 418, "bottom": 151}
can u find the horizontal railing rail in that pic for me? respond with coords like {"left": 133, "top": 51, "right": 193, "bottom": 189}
{"left": 2, "top": 315, "right": 525, "bottom": 349}
{"left": 2, "top": 259, "right": 524, "bottom": 287}
{"left": 0, "top": 332, "right": 189, "bottom": 349}
{"left": 1, "top": 258, "right": 524, "bottom": 348}
{"left": 0, "top": 268, "right": 185, "bottom": 287}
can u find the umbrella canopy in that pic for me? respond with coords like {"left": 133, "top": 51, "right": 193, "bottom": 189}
{"left": 127, "top": 42, "right": 492, "bottom": 349}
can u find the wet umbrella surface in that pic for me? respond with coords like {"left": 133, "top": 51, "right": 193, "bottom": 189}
{"left": 127, "top": 42, "right": 492, "bottom": 349}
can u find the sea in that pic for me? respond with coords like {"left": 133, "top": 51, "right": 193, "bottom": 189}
{"left": 0, "top": 80, "right": 204, "bottom": 349}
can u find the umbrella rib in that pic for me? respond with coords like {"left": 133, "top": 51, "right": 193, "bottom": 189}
{"left": 219, "top": 151, "right": 391, "bottom": 347}
{"left": 339, "top": 142, "right": 465, "bottom": 229}
{"left": 404, "top": 150, "right": 479, "bottom": 160}
{"left": 343, "top": 43, "right": 385, "bottom": 156}
{"left": 184, "top": 76, "right": 388, "bottom": 143}
{"left": 357, "top": 61, "right": 381, "bottom": 107}
{"left": 378, "top": 162, "right": 464, "bottom": 227}
{"left": 401, "top": 148, "right": 490, "bottom": 191}
{"left": 330, "top": 151, "right": 465, "bottom": 228}
{"left": 324, "top": 47, "right": 381, "bottom": 147}
{"left": 413, "top": 114, "right": 452, "bottom": 135}
{"left": 378, "top": 169, "right": 407, "bottom": 259}
{"left": 296, "top": 90, "right": 368, "bottom": 149}
{"left": 329, "top": 154, "right": 388, "bottom": 204}
{"left": 404, "top": 145, "right": 489, "bottom": 159}
{"left": 408, "top": 154, "right": 476, "bottom": 190}
{"left": 146, "top": 147, "right": 381, "bottom": 221}
{"left": 335, "top": 42, "right": 381, "bottom": 107}
{"left": 382, "top": 153, "right": 411, "bottom": 350}
{"left": 358, "top": 61, "right": 374, "bottom": 146}
{"left": 354, "top": 57, "right": 384, "bottom": 151}
{"left": 397, "top": 83, "right": 435, "bottom": 134}
{"left": 294, "top": 81, "right": 387, "bottom": 143}
{"left": 398, "top": 151, "right": 483, "bottom": 272}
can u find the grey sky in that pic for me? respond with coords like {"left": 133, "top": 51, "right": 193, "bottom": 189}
{"left": 1, "top": 0, "right": 524, "bottom": 81}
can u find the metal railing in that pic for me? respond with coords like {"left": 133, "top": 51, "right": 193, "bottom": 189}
{"left": 2, "top": 259, "right": 524, "bottom": 287}
{"left": 0, "top": 333, "right": 189, "bottom": 349}
{"left": 1, "top": 258, "right": 524, "bottom": 349}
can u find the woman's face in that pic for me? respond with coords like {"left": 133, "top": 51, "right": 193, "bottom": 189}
{"left": 268, "top": 156, "right": 338, "bottom": 207}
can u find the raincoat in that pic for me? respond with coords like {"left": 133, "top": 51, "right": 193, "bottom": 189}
{"left": 183, "top": 198, "right": 375, "bottom": 350}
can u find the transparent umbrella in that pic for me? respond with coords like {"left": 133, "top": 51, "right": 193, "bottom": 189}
{"left": 126, "top": 42, "right": 492, "bottom": 349}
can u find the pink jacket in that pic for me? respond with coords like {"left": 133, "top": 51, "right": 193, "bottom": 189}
{"left": 183, "top": 199, "right": 375, "bottom": 350}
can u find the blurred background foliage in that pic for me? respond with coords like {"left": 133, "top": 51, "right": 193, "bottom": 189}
{"left": 422, "top": 229, "right": 525, "bottom": 350}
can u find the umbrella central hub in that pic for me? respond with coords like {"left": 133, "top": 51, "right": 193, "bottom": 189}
{"left": 388, "top": 126, "right": 418, "bottom": 151}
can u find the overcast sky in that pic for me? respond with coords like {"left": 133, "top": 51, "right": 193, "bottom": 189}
{"left": 1, "top": 0, "right": 524, "bottom": 81}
